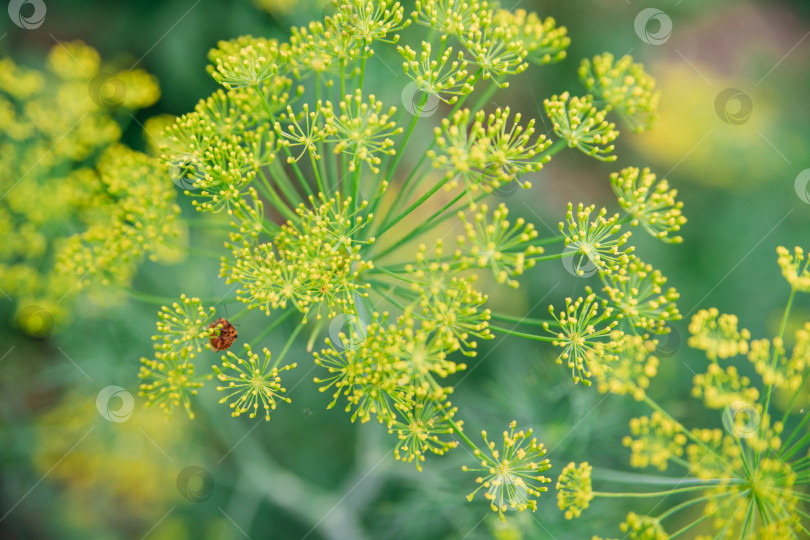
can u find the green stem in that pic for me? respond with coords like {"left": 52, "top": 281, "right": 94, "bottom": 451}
{"left": 490, "top": 312, "right": 558, "bottom": 327}
{"left": 374, "top": 176, "right": 450, "bottom": 238}
{"left": 592, "top": 485, "right": 709, "bottom": 498}
{"left": 340, "top": 59, "right": 346, "bottom": 99}
{"left": 763, "top": 289, "right": 797, "bottom": 417}
{"left": 371, "top": 266, "right": 418, "bottom": 284}
{"left": 249, "top": 308, "right": 297, "bottom": 349}
{"left": 309, "top": 150, "right": 326, "bottom": 196}
{"left": 351, "top": 157, "right": 361, "bottom": 216}
{"left": 370, "top": 188, "right": 491, "bottom": 261}
{"left": 269, "top": 159, "right": 306, "bottom": 208}
{"left": 258, "top": 168, "right": 298, "bottom": 221}
{"left": 272, "top": 321, "right": 304, "bottom": 369}
{"left": 449, "top": 419, "right": 479, "bottom": 452}
{"left": 377, "top": 150, "right": 430, "bottom": 231}
{"left": 758, "top": 288, "right": 798, "bottom": 467}
{"left": 358, "top": 43, "right": 368, "bottom": 91}
{"left": 592, "top": 468, "right": 735, "bottom": 486}
{"left": 383, "top": 92, "right": 427, "bottom": 187}
{"left": 488, "top": 325, "right": 555, "bottom": 342}
{"left": 376, "top": 69, "right": 484, "bottom": 228}
{"left": 470, "top": 80, "right": 499, "bottom": 114}
{"left": 528, "top": 253, "right": 568, "bottom": 263}
{"left": 257, "top": 89, "right": 312, "bottom": 199}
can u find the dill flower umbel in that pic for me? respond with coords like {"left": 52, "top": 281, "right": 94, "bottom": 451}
{"left": 590, "top": 334, "right": 659, "bottom": 400}
{"left": 544, "top": 292, "right": 621, "bottom": 384}
{"left": 139, "top": 295, "right": 217, "bottom": 418}
{"left": 776, "top": 245, "right": 810, "bottom": 292}
{"left": 556, "top": 462, "right": 593, "bottom": 519}
{"left": 574, "top": 252, "right": 809, "bottom": 538}
{"left": 560, "top": 203, "right": 634, "bottom": 276}
{"left": 390, "top": 397, "right": 458, "bottom": 471}
{"left": 603, "top": 258, "right": 680, "bottom": 333}
{"left": 457, "top": 203, "right": 542, "bottom": 287}
{"left": 399, "top": 39, "right": 475, "bottom": 102}
{"left": 622, "top": 412, "right": 686, "bottom": 471}
{"left": 579, "top": 53, "right": 660, "bottom": 133}
{"left": 544, "top": 92, "right": 619, "bottom": 161}
{"left": 687, "top": 307, "right": 751, "bottom": 360}
{"left": 463, "top": 421, "right": 552, "bottom": 520}
{"left": 213, "top": 344, "right": 297, "bottom": 421}
{"left": 1, "top": 41, "right": 176, "bottom": 325}
{"left": 142, "top": 0, "right": 671, "bottom": 518}
{"left": 610, "top": 167, "right": 686, "bottom": 243}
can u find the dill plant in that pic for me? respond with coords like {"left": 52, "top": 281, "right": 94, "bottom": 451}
{"left": 138, "top": 0, "right": 683, "bottom": 519}
{"left": 555, "top": 248, "right": 810, "bottom": 538}
{"left": 0, "top": 41, "right": 181, "bottom": 326}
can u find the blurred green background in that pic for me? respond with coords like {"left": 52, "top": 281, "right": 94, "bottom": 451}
{"left": 2, "top": 0, "right": 809, "bottom": 538}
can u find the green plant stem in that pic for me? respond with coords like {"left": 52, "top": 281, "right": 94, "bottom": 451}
{"left": 449, "top": 419, "right": 479, "bottom": 453}
{"left": 370, "top": 265, "right": 418, "bottom": 284}
{"left": 529, "top": 252, "right": 568, "bottom": 263}
{"left": 470, "top": 80, "right": 500, "bottom": 114}
{"left": 366, "top": 279, "right": 410, "bottom": 311}
{"left": 309, "top": 149, "right": 327, "bottom": 195}
{"left": 269, "top": 159, "right": 306, "bottom": 208}
{"left": 365, "top": 97, "right": 428, "bottom": 236}
{"left": 655, "top": 493, "right": 717, "bottom": 522}
{"left": 249, "top": 308, "right": 296, "bottom": 348}
{"left": 757, "top": 287, "right": 798, "bottom": 468}
{"left": 340, "top": 59, "right": 346, "bottom": 99}
{"left": 226, "top": 306, "right": 251, "bottom": 323}
{"left": 272, "top": 321, "right": 304, "bottom": 369}
{"left": 351, "top": 157, "right": 362, "bottom": 215}
{"left": 592, "top": 485, "right": 708, "bottom": 498}
{"left": 369, "top": 188, "right": 489, "bottom": 261}
{"left": 258, "top": 88, "right": 312, "bottom": 199}
{"left": 534, "top": 234, "right": 567, "bottom": 246}
{"left": 375, "top": 69, "right": 484, "bottom": 227}
{"left": 764, "top": 288, "right": 797, "bottom": 417}
{"left": 381, "top": 149, "right": 430, "bottom": 227}
{"left": 383, "top": 92, "right": 427, "bottom": 186}
{"left": 592, "top": 468, "right": 735, "bottom": 486}
{"left": 667, "top": 511, "right": 713, "bottom": 539}
{"left": 488, "top": 325, "right": 556, "bottom": 342}
{"left": 257, "top": 168, "right": 298, "bottom": 221}
{"left": 490, "top": 312, "right": 558, "bottom": 327}
{"left": 374, "top": 175, "right": 451, "bottom": 238}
